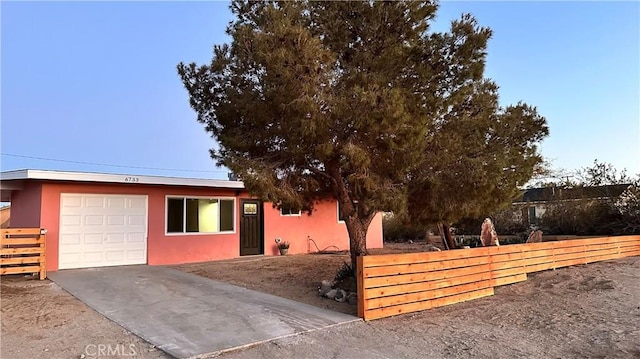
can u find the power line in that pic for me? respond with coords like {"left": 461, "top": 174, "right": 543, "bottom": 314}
{"left": 1, "top": 153, "right": 226, "bottom": 173}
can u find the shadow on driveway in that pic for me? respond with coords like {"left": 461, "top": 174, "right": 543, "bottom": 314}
{"left": 49, "top": 265, "right": 358, "bottom": 358}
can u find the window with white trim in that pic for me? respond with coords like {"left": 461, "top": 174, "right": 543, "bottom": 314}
{"left": 337, "top": 201, "right": 346, "bottom": 222}
{"left": 280, "top": 206, "right": 301, "bottom": 216}
{"left": 166, "top": 197, "right": 235, "bottom": 234}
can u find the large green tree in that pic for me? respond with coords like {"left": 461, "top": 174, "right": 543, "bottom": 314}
{"left": 178, "top": 0, "right": 548, "bottom": 266}
{"left": 407, "top": 79, "right": 548, "bottom": 248}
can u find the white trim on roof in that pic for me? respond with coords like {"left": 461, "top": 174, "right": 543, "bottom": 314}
{"left": 0, "top": 169, "right": 244, "bottom": 189}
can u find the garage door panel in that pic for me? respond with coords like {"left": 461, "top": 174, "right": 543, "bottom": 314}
{"left": 85, "top": 197, "right": 106, "bottom": 208}
{"left": 127, "top": 233, "right": 146, "bottom": 244}
{"left": 106, "top": 233, "right": 125, "bottom": 244}
{"left": 61, "top": 196, "right": 82, "bottom": 208}
{"left": 61, "top": 215, "right": 82, "bottom": 226}
{"left": 83, "top": 251, "right": 105, "bottom": 263}
{"left": 107, "top": 215, "right": 126, "bottom": 225}
{"left": 59, "top": 194, "right": 148, "bottom": 269}
{"left": 127, "top": 215, "right": 146, "bottom": 226}
{"left": 128, "top": 197, "right": 146, "bottom": 209}
{"left": 85, "top": 215, "right": 105, "bottom": 226}
{"left": 126, "top": 250, "right": 145, "bottom": 261}
{"left": 59, "top": 252, "right": 82, "bottom": 266}
{"left": 59, "top": 233, "right": 82, "bottom": 245}
{"left": 107, "top": 197, "right": 126, "bottom": 209}
{"left": 83, "top": 233, "right": 104, "bottom": 244}
{"left": 105, "top": 251, "right": 125, "bottom": 261}
{"left": 72, "top": 228, "right": 108, "bottom": 234}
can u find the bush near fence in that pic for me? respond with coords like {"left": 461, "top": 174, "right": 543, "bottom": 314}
{"left": 0, "top": 228, "right": 46, "bottom": 280}
{"left": 357, "top": 235, "right": 640, "bottom": 321}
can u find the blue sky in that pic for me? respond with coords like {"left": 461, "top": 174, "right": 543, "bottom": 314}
{"left": 2, "top": 1, "right": 639, "bottom": 180}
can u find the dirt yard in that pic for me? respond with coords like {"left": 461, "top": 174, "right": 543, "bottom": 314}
{"left": 174, "top": 243, "right": 429, "bottom": 315}
{"left": 2, "top": 242, "right": 638, "bottom": 358}
{"left": 178, "top": 244, "right": 640, "bottom": 358}
{"left": 0, "top": 275, "right": 168, "bottom": 359}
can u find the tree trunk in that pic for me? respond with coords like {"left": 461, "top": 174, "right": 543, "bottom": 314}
{"left": 436, "top": 223, "right": 449, "bottom": 250}
{"left": 326, "top": 164, "right": 372, "bottom": 271}
{"left": 344, "top": 216, "right": 368, "bottom": 270}
{"left": 438, "top": 221, "right": 456, "bottom": 250}
{"left": 443, "top": 222, "right": 456, "bottom": 250}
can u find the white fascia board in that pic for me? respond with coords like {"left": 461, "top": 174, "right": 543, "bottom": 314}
{"left": 0, "top": 169, "right": 30, "bottom": 181}
{"left": 0, "top": 169, "right": 245, "bottom": 189}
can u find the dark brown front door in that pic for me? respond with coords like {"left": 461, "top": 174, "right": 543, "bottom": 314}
{"left": 240, "top": 199, "right": 264, "bottom": 256}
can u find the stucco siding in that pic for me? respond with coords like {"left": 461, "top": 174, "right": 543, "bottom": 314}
{"left": 40, "top": 182, "right": 245, "bottom": 271}
{"left": 9, "top": 181, "right": 42, "bottom": 228}
{"left": 10, "top": 180, "right": 384, "bottom": 271}
{"left": 263, "top": 201, "right": 384, "bottom": 255}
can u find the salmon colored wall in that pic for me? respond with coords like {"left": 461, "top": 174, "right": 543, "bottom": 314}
{"left": 39, "top": 181, "right": 247, "bottom": 271}
{"left": 17, "top": 180, "right": 384, "bottom": 271}
{"left": 9, "top": 181, "right": 42, "bottom": 228}
{"left": 367, "top": 212, "right": 384, "bottom": 249}
{"left": 263, "top": 200, "right": 384, "bottom": 256}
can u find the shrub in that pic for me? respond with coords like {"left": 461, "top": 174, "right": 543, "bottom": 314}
{"left": 382, "top": 212, "right": 425, "bottom": 242}
{"left": 454, "top": 234, "right": 526, "bottom": 247}
{"left": 538, "top": 199, "right": 622, "bottom": 236}
{"left": 334, "top": 261, "right": 354, "bottom": 281}
{"left": 454, "top": 235, "right": 482, "bottom": 248}
{"left": 274, "top": 237, "right": 290, "bottom": 249}
{"left": 333, "top": 262, "right": 357, "bottom": 292}
{"left": 453, "top": 208, "right": 529, "bottom": 236}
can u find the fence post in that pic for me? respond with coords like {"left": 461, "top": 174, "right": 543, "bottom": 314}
{"left": 520, "top": 245, "right": 526, "bottom": 275}
{"left": 39, "top": 230, "right": 47, "bottom": 280}
{"left": 487, "top": 247, "right": 496, "bottom": 287}
{"left": 356, "top": 255, "right": 365, "bottom": 320}
{"left": 551, "top": 240, "right": 557, "bottom": 270}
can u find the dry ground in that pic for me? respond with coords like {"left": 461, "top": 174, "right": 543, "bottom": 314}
{"left": 0, "top": 275, "right": 168, "bottom": 359}
{"left": 174, "top": 243, "right": 428, "bottom": 315}
{"left": 177, "top": 244, "right": 640, "bottom": 358}
{"left": 1, "top": 242, "right": 638, "bottom": 359}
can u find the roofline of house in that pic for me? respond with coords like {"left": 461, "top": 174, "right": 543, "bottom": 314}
{"left": 514, "top": 183, "right": 632, "bottom": 204}
{"left": 0, "top": 169, "right": 245, "bottom": 189}
{"left": 512, "top": 196, "right": 615, "bottom": 205}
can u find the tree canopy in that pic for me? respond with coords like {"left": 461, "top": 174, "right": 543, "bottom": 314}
{"left": 577, "top": 160, "right": 634, "bottom": 186}
{"left": 178, "top": 0, "right": 549, "bottom": 266}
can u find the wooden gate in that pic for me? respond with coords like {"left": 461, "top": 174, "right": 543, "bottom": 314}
{"left": 1, "top": 228, "right": 46, "bottom": 279}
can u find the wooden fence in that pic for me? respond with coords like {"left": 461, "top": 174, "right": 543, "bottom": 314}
{"left": 357, "top": 235, "right": 640, "bottom": 320}
{"left": 0, "top": 228, "right": 46, "bottom": 280}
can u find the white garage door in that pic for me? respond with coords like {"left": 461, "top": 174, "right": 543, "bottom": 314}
{"left": 59, "top": 194, "right": 148, "bottom": 269}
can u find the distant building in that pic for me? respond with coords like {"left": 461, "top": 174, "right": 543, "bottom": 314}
{"left": 513, "top": 184, "right": 632, "bottom": 226}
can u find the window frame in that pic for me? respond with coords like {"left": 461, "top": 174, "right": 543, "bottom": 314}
{"left": 164, "top": 195, "right": 236, "bottom": 235}
{"left": 280, "top": 206, "right": 301, "bottom": 217}
{"left": 337, "top": 201, "right": 345, "bottom": 223}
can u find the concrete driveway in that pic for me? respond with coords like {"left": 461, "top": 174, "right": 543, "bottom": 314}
{"left": 49, "top": 266, "right": 358, "bottom": 358}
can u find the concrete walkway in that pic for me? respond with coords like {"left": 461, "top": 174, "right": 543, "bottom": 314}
{"left": 49, "top": 266, "right": 358, "bottom": 358}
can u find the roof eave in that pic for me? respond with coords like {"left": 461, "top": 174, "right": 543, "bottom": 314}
{"left": 0, "top": 169, "right": 245, "bottom": 190}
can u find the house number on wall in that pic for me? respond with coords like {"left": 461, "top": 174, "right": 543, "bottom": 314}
{"left": 124, "top": 177, "right": 140, "bottom": 183}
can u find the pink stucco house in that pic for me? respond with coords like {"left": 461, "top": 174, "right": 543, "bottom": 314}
{"left": 0, "top": 169, "right": 383, "bottom": 271}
